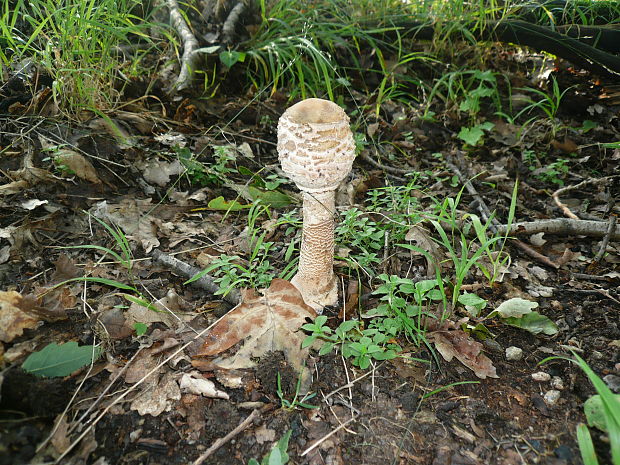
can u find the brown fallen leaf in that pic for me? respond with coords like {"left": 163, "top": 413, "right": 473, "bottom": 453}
{"left": 550, "top": 137, "right": 578, "bottom": 154}
{"left": 195, "top": 279, "right": 317, "bottom": 371}
{"left": 0, "top": 291, "right": 39, "bottom": 343}
{"left": 54, "top": 150, "right": 102, "bottom": 184}
{"left": 429, "top": 329, "right": 498, "bottom": 379}
{"left": 404, "top": 224, "right": 442, "bottom": 277}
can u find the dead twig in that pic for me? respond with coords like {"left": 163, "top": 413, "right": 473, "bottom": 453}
{"left": 551, "top": 176, "right": 618, "bottom": 219}
{"left": 152, "top": 249, "right": 241, "bottom": 305}
{"left": 192, "top": 409, "right": 261, "bottom": 465}
{"left": 301, "top": 414, "right": 359, "bottom": 457}
{"left": 360, "top": 149, "right": 411, "bottom": 176}
{"left": 594, "top": 215, "right": 618, "bottom": 262}
{"left": 446, "top": 158, "right": 562, "bottom": 268}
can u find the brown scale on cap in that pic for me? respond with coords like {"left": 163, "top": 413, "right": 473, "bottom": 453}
{"left": 277, "top": 98, "right": 355, "bottom": 311}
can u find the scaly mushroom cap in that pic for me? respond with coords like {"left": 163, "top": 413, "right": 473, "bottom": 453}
{"left": 277, "top": 98, "right": 355, "bottom": 192}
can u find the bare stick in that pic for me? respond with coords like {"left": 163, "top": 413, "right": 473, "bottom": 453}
{"left": 446, "top": 158, "right": 563, "bottom": 267}
{"left": 152, "top": 249, "right": 241, "bottom": 305}
{"left": 594, "top": 215, "right": 618, "bottom": 262}
{"left": 192, "top": 409, "right": 260, "bottom": 465}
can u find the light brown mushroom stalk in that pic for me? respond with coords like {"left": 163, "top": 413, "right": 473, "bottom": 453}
{"left": 277, "top": 98, "right": 355, "bottom": 311}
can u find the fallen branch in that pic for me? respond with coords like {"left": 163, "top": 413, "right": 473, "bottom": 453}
{"left": 152, "top": 249, "right": 241, "bottom": 305}
{"left": 167, "top": 0, "right": 200, "bottom": 92}
{"left": 497, "top": 219, "right": 620, "bottom": 241}
{"left": 221, "top": 2, "right": 247, "bottom": 45}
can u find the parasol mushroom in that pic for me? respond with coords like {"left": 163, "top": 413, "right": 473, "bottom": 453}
{"left": 277, "top": 98, "right": 356, "bottom": 311}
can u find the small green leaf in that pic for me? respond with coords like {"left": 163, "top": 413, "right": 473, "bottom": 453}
{"left": 584, "top": 394, "right": 620, "bottom": 432}
{"left": 495, "top": 297, "right": 539, "bottom": 318}
{"left": 301, "top": 335, "right": 316, "bottom": 349}
{"left": 208, "top": 196, "right": 249, "bottom": 211}
{"left": 319, "top": 342, "right": 335, "bottom": 355}
{"left": 502, "top": 311, "right": 558, "bottom": 335}
{"left": 220, "top": 50, "right": 246, "bottom": 68}
{"left": 195, "top": 45, "right": 221, "bottom": 54}
{"left": 458, "top": 292, "right": 487, "bottom": 316}
{"left": 458, "top": 122, "right": 495, "bottom": 146}
{"left": 22, "top": 342, "right": 102, "bottom": 378}
{"left": 134, "top": 322, "right": 148, "bottom": 336}
{"left": 579, "top": 120, "right": 597, "bottom": 134}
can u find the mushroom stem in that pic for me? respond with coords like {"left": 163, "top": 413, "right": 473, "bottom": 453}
{"left": 292, "top": 191, "right": 338, "bottom": 310}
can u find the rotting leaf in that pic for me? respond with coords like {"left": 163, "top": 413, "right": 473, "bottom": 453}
{"left": 90, "top": 199, "right": 160, "bottom": 252}
{"left": 429, "top": 329, "right": 498, "bottom": 379}
{"left": 195, "top": 279, "right": 316, "bottom": 371}
{"left": 403, "top": 224, "right": 442, "bottom": 276}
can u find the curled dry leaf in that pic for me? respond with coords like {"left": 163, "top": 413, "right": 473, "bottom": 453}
{"left": 429, "top": 329, "right": 498, "bottom": 379}
{"left": 179, "top": 372, "right": 229, "bottom": 399}
{"left": 195, "top": 279, "right": 317, "bottom": 371}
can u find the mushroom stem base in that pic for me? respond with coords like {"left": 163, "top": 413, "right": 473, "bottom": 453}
{"left": 292, "top": 190, "right": 338, "bottom": 312}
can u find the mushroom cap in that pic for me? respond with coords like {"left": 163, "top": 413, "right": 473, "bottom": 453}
{"left": 277, "top": 98, "right": 355, "bottom": 192}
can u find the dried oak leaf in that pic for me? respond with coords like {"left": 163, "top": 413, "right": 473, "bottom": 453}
{"left": 429, "top": 329, "right": 498, "bottom": 379}
{"left": 195, "top": 279, "right": 317, "bottom": 371}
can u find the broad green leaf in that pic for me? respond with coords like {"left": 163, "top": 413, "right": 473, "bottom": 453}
{"left": 502, "top": 311, "right": 558, "bottom": 335}
{"left": 219, "top": 50, "right": 246, "bottom": 68}
{"left": 22, "top": 342, "right": 102, "bottom": 378}
{"left": 458, "top": 126, "right": 484, "bottom": 146}
{"left": 495, "top": 297, "right": 538, "bottom": 318}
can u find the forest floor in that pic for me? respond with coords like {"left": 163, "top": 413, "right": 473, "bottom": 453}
{"left": 1, "top": 47, "right": 619, "bottom": 465}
